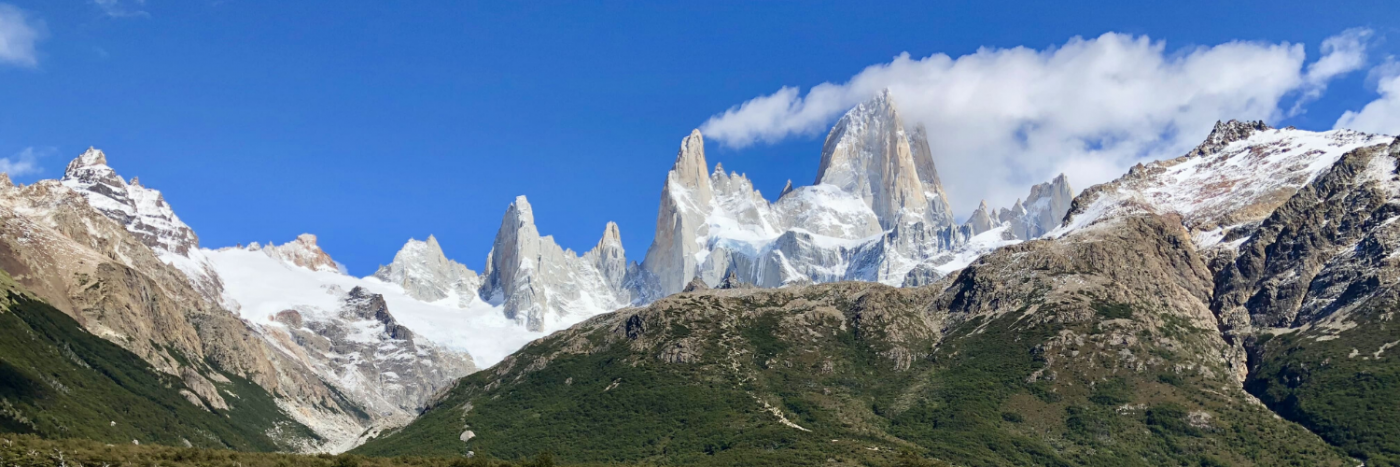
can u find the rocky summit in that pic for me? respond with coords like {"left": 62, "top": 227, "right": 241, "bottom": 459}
{"left": 4, "top": 88, "right": 1399, "bottom": 466}
{"left": 356, "top": 125, "right": 1400, "bottom": 465}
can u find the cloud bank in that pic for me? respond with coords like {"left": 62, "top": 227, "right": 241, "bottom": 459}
{"left": 1335, "top": 60, "right": 1400, "bottom": 136}
{"left": 0, "top": 3, "right": 43, "bottom": 67}
{"left": 700, "top": 30, "right": 1373, "bottom": 218}
{"left": 0, "top": 147, "right": 45, "bottom": 178}
{"left": 93, "top": 0, "right": 149, "bottom": 18}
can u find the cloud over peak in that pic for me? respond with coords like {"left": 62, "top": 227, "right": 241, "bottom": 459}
{"left": 700, "top": 30, "right": 1373, "bottom": 219}
{"left": 1335, "top": 59, "right": 1400, "bottom": 136}
{"left": 0, "top": 3, "right": 44, "bottom": 68}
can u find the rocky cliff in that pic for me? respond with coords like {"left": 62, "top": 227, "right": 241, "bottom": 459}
{"left": 480, "top": 196, "right": 632, "bottom": 331}
{"left": 1, "top": 152, "right": 371, "bottom": 451}
{"left": 359, "top": 119, "right": 1400, "bottom": 465}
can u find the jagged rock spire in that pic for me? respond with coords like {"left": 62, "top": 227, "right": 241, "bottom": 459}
{"left": 641, "top": 129, "right": 716, "bottom": 295}
{"left": 60, "top": 147, "right": 203, "bottom": 258}
{"left": 1190, "top": 120, "right": 1272, "bottom": 158}
{"left": 482, "top": 195, "right": 632, "bottom": 331}
{"left": 814, "top": 88, "right": 954, "bottom": 230}
{"left": 586, "top": 221, "right": 627, "bottom": 292}
{"left": 967, "top": 200, "right": 994, "bottom": 234}
{"left": 257, "top": 233, "right": 340, "bottom": 273}
{"left": 375, "top": 233, "right": 479, "bottom": 304}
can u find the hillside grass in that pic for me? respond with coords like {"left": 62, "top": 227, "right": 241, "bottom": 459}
{"left": 1247, "top": 299, "right": 1400, "bottom": 466}
{"left": 0, "top": 434, "right": 570, "bottom": 467}
{"left": 0, "top": 276, "right": 314, "bottom": 451}
{"left": 357, "top": 294, "right": 1349, "bottom": 466}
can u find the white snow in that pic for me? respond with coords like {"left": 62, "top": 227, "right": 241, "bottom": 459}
{"left": 206, "top": 247, "right": 543, "bottom": 367}
{"left": 1055, "top": 128, "right": 1394, "bottom": 241}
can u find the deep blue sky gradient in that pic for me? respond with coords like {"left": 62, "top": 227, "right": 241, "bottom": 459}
{"left": 2, "top": 1, "right": 1397, "bottom": 274}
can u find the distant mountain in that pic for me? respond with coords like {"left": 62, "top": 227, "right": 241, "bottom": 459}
{"left": 1, "top": 150, "right": 475, "bottom": 452}
{"left": 357, "top": 89, "right": 1072, "bottom": 334}
{"left": 11, "top": 88, "right": 1397, "bottom": 464}
{"left": 356, "top": 122, "right": 1400, "bottom": 465}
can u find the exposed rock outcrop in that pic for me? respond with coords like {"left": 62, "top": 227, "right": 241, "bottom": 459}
{"left": 264, "top": 286, "right": 474, "bottom": 421}
{"left": 251, "top": 234, "right": 341, "bottom": 273}
{"left": 2, "top": 150, "right": 373, "bottom": 451}
{"left": 374, "top": 235, "right": 479, "bottom": 306}
{"left": 480, "top": 196, "right": 632, "bottom": 331}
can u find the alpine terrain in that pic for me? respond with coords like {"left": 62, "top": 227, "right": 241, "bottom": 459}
{"left": 3, "top": 88, "right": 1399, "bottom": 466}
{"left": 355, "top": 115, "right": 1400, "bottom": 465}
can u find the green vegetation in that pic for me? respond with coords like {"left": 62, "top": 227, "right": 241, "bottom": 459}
{"left": 356, "top": 290, "right": 1350, "bottom": 466}
{"left": 1092, "top": 301, "right": 1133, "bottom": 320}
{"left": 0, "top": 271, "right": 314, "bottom": 451}
{"left": 0, "top": 434, "right": 572, "bottom": 467}
{"left": 1247, "top": 299, "right": 1400, "bottom": 466}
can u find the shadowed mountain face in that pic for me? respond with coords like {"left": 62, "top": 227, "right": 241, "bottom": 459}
{"left": 0, "top": 269, "right": 312, "bottom": 451}
{"left": 357, "top": 129, "right": 1400, "bottom": 465}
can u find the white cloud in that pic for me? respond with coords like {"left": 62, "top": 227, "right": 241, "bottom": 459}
{"left": 0, "top": 147, "right": 45, "bottom": 178}
{"left": 1334, "top": 60, "right": 1400, "bottom": 136}
{"left": 701, "top": 30, "right": 1373, "bottom": 219}
{"left": 0, "top": 3, "right": 44, "bottom": 68}
{"left": 93, "top": 0, "right": 149, "bottom": 18}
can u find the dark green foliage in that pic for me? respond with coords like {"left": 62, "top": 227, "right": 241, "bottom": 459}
{"left": 0, "top": 290, "right": 312, "bottom": 451}
{"left": 355, "top": 291, "right": 1353, "bottom": 466}
{"left": 1145, "top": 403, "right": 1199, "bottom": 437}
{"left": 0, "top": 434, "right": 558, "bottom": 467}
{"left": 1088, "top": 378, "right": 1132, "bottom": 406}
{"left": 740, "top": 313, "right": 789, "bottom": 363}
{"left": 1092, "top": 302, "right": 1133, "bottom": 320}
{"left": 1247, "top": 300, "right": 1400, "bottom": 466}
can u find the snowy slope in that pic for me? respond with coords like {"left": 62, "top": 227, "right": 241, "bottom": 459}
{"left": 210, "top": 246, "right": 547, "bottom": 367}
{"left": 1058, "top": 121, "right": 1395, "bottom": 248}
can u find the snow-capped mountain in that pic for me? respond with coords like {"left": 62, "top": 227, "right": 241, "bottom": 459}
{"left": 479, "top": 196, "right": 631, "bottom": 331}
{"left": 60, "top": 147, "right": 224, "bottom": 300}
{"left": 214, "top": 238, "right": 476, "bottom": 426}
{"left": 373, "top": 235, "right": 480, "bottom": 307}
{"left": 632, "top": 89, "right": 1069, "bottom": 298}
{"left": 346, "top": 89, "right": 1074, "bottom": 334}
{"left": 19, "top": 151, "right": 479, "bottom": 452}
{"left": 250, "top": 233, "right": 345, "bottom": 273}
{"left": 1058, "top": 120, "right": 1393, "bottom": 244}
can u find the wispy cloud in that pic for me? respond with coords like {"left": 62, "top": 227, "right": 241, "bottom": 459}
{"left": 0, "top": 147, "right": 48, "bottom": 178}
{"left": 1335, "top": 59, "right": 1400, "bottom": 136}
{"left": 700, "top": 29, "right": 1373, "bottom": 217}
{"left": 93, "top": 0, "right": 149, "bottom": 18}
{"left": 0, "top": 3, "right": 44, "bottom": 68}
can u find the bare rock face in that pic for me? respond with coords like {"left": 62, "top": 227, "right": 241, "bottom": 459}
{"left": 966, "top": 200, "right": 995, "bottom": 234}
{"left": 480, "top": 196, "right": 631, "bottom": 331}
{"left": 60, "top": 148, "right": 223, "bottom": 300}
{"left": 636, "top": 91, "right": 997, "bottom": 297}
{"left": 966, "top": 174, "right": 1075, "bottom": 240}
{"left": 264, "top": 286, "right": 474, "bottom": 420}
{"left": 1, "top": 151, "right": 374, "bottom": 450}
{"left": 374, "top": 235, "right": 479, "bottom": 306}
{"left": 253, "top": 234, "right": 341, "bottom": 273}
{"left": 583, "top": 222, "right": 628, "bottom": 292}
{"left": 640, "top": 130, "right": 715, "bottom": 296}
{"left": 814, "top": 88, "right": 950, "bottom": 230}
{"left": 1213, "top": 138, "right": 1400, "bottom": 331}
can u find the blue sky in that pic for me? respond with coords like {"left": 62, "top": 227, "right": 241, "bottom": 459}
{"left": 1, "top": 1, "right": 1398, "bottom": 275}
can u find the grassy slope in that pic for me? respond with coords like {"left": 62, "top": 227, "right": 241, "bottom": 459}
{"left": 356, "top": 287, "right": 1346, "bottom": 466}
{"left": 0, "top": 433, "right": 567, "bottom": 467}
{"left": 0, "top": 270, "right": 314, "bottom": 451}
{"left": 1247, "top": 296, "right": 1400, "bottom": 466}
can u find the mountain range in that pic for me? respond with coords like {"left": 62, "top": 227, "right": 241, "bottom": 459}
{"left": 3, "top": 89, "right": 1398, "bottom": 465}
